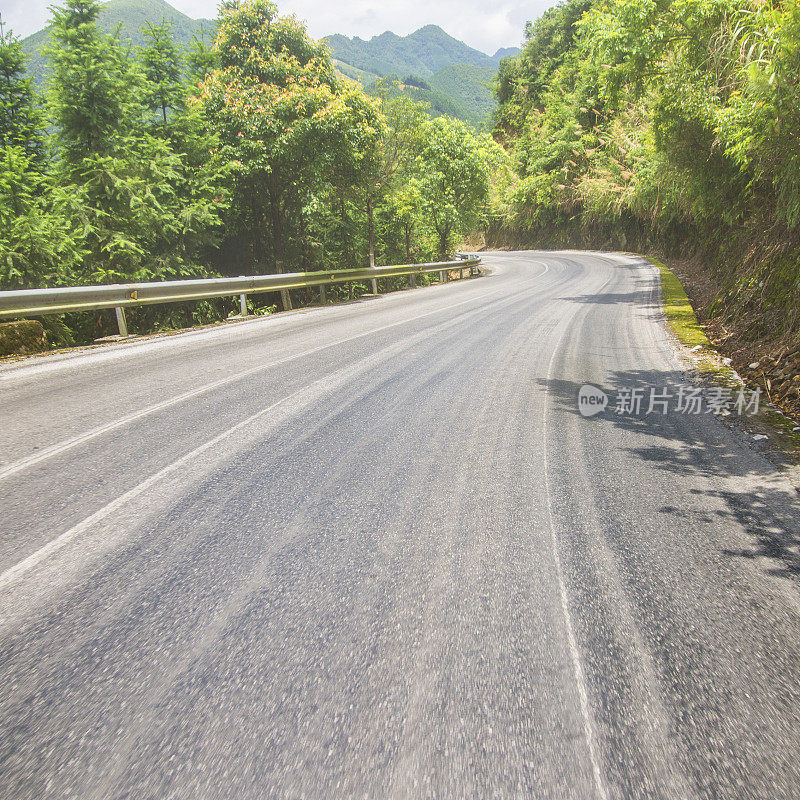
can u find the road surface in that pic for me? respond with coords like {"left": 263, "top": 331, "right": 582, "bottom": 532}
{"left": 1, "top": 251, "right": 800, "bottom": 799}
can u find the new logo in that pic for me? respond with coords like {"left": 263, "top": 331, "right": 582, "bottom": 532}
{"left": 578, "top": 384, "right": 608, "bottom": 417}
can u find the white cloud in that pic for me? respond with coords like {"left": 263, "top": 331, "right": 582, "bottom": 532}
{"left": 2, "top": 0, "right": 51, "bottom": 38}
{"left": 5, "top": 0, "right": 552, "bottom": 53}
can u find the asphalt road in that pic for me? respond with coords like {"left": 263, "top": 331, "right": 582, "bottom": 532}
{"left": 2, "top": 251, "right": 800, "bottom": 800}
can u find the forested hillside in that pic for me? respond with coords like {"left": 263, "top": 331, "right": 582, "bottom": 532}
{"left": 429, "top": 64, "right": 498, "bottom": 126}
{"left": 361, "top": 65, "right": 496, "bottom": 128}
{"left": 1, "top": 0, "right": 494, "bottom": 345}
{"left": 364, "top": 77, "right": 464, "bottom": 123}
{"left": 326, "top": 26, "right": 518, "bottom": 126}
{"left": 19, "top": 0, "right": 216, "bottom": 85}
{"left": 490, "top": 0, "right": 800, "bottom": 413}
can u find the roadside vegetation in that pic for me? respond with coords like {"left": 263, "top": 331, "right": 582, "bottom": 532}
{"left": 488, "top": 0, "right": 800, "bottom": 420}
{"left": 0, "top": 0, "right": 493, "bottom": 345}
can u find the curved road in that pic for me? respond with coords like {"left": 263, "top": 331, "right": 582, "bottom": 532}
{"left": 1, "top": 251, "right": 800, "bottom": 799}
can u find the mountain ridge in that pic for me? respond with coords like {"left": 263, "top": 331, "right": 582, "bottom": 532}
{"left": 324, "top": 25, "right": 519, "bottom": 128}
{"left": 323, "top": 24, "right": 516, "bottom": 80}
{"left": 18, "top": 1, "right": 519, "bottom": 126}
{"left": 20, "top": 0, "right": 215, "bottom": 86}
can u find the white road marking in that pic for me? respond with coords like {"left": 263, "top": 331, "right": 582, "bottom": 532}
{"left": 541, "top": 284, "right": 609, "bottom": 800}
{"left": 0, "top": 261, "right": 556, "bottom": 589}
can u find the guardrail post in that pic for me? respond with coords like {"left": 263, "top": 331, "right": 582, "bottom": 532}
{"left": 371, "top": 277, "right": 378, "bottom": 294}
{"left": 319, "top": 284, "right": 326, "bottom": 304}
{"left": 440, "top": 269, "right": 447, "bottom": 283}
{"left": 115, "top": 307, "right": 128, "bottom": 338}
{"left": 239, "top": 293, "right": 247, "bottom": 316}
{"left": 409, "top": 272, "right": 416, "bottom": 288}
{"left": 277, "top": 260, "right": 292, "bottom": 311}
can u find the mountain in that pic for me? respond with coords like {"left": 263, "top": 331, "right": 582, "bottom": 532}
{"left": 20, "top": 0, "right": 215, "bottom": 86}
{"left": 324, "top": 25, "right": 515, "bottom": 80}
{"left": 492, "top": 47, "right": 520, "bottom": 61}
{"left": 18, "top": 1, "right": 518, "bottom": 127}
{"left": 325, "top": 26, "right": 519, "bottom": 127}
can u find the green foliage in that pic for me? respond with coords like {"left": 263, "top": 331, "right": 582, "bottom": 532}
{"left": 139, "top": 19, "right": 184, "bottom": 126}
{"left": 717, "top": 2, "right": 800, "bottom": 227}
{"left": 490, "top": 0, "right": 800, "bottom": 323}
{"left": 0, "top": 0, "right": 230, "bottom": 343}
{"left": 23, "top": 3, "right": 512, "bottom": 126}
{"left": 364, "top": 64, "right": 498, "bottom": 128}
{"left": 494, "top": 0, "right": 592, "bottom": 138}
{"left": 199, "top": 0, "right": 382, "bottom": 275}
{"left": 0, "top": 146, "right": 85, "bottom": 290}
{"left": 416, "top": 116, "right": 490, "bottom": 257}
{"left": 3, "top": 0, "right": 494, "bottom": 348}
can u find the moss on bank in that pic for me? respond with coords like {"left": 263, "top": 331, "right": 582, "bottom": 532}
{"left": 650, "top": 256, "right": 740, "bottom": 382}
{"left": 655, "top": 258, "right": 713, "bottom": 350}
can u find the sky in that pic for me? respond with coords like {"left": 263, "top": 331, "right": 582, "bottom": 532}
{"left": 2, "top": 0, "right": 552, "bottom": 54}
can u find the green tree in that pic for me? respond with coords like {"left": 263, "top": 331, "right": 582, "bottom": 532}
{"left": 365, "top": 91, "right": 427, "bottom": 271}
{"left": 0, "top": 18, "right": 44, "bottom": 159}
{"left": 187, "top": 24, "right": 217, "bottom": 87}
{"left": 45, "top": 0, "right": 227, "bottom": 295}
{"left": 0, "top": 146, "right": 85, "bottom": 292}
{"left": 417, "top": 116, "right": 489, "bottom": 258}
{"left": 0, "top": 15, "right": 82, "bottom": 296}
{"left": 200, "top": 0, "right": 382, "bottom": 307}
{"left": 46, "top": 0, "right": 137, "bottom": 167}
{"left": 382, "top": 178, "right": 424, "bottom": 263}
{"left": 494, "top": 0, "right": 592, "bottom": 139}
{"left": 139, "top": 19, "right": 184, "bottom": 127}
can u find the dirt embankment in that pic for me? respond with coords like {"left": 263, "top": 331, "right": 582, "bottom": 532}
{"left": 666, "top": 256, "right": 800, "bottom": 425}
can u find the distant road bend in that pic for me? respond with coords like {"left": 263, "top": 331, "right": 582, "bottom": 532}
{"left": 2, "top": 251, "right": 800, "bottom": 799}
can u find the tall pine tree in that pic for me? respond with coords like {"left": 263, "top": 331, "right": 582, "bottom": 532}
{"left": 0, "top": 17, "right": 44, "bottom": 159}
{"left": 46, "top": 0, "right": 136, "bottom": 167}
{"left": 140, "top": 20, "right": 184, "bottom": 128}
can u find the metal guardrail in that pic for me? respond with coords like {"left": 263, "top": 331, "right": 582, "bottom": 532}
{"left": 0, "top": 257, "right": 482, "bottom": 337}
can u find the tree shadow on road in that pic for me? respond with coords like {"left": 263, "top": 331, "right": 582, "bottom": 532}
{"left": 537, "top": 369, "right": 800, "bottom": 582}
